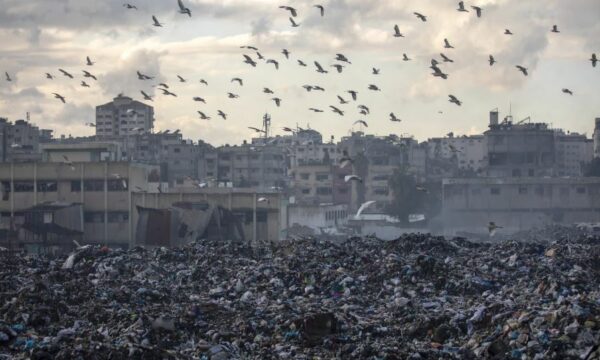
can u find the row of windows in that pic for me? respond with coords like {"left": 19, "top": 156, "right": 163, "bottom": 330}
{"left": 84, "top": 212, "right": 129, "bottom": 224}
{"left": 447, "top": 185, "right": 590, "bottom": 197}
{"left": 0, "top": 180, "right": 129, "bottom": 194}
{"left": 325, "top": 209, "right": 347, "bottom": 221}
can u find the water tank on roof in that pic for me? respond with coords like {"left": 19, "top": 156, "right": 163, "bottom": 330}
{"left": 490, "top": 110, "right": 499, "bottom": 126}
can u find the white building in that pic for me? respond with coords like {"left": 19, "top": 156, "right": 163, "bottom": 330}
{"left": 427, "top": 135, "right": 487, "bottom": 172}
{"left": 554, "top": 131, "right": 594, "bottom": 176}
{"left": 96, "top": 95, "right": 154, "bottom": 137}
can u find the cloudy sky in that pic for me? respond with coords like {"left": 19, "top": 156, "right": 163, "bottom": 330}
{"left": 0, "top": 0, "right": 599, "bottom": 145}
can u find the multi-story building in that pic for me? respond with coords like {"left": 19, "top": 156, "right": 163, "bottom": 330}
{"left": 95, "top": 94, "right": 154, "bottom": 137}
{"left": 0, "top": 118, "right": 52, "bottom": 162}
{"left": 290, "top": 163, "right": 351, "bottom": 205}
{"left": 426, "top": 135, "right": 487, "bottom": 174}
{"left": 554, "top": 131, "right": 594, "bottom": 176}
{"left": 442, "top": 177, "right": 600, "bottom": 234}
{"left": 594, "top": 118, "right": 600, "bottom": 159}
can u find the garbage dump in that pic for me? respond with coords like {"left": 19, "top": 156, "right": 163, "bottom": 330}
{"left": 1, "top": 226, "right": 599, "bottom": 359}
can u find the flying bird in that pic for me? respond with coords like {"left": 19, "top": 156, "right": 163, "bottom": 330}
{"left": 345, "top": 175, "right": 363, "bottom": 183}
{"left": 177, "top": 75, "right": 186, "bottom": 83}
{"left": 331, "top": 64, "right": 345, "bottom": 73}
{"left": 309, "top": 108, "right": 324, "bottom": 113}
{"left": 337, "top": 95, "right": 349, "bottom": 104}
{"left": 272, "top": 98, "right": 282, "bottom": 107}
{"left": 282, "top": 127, "right": 294, "bottom": 133}
{"left": 52, "top": 93, "right": 66, "bottom": 103}
{"left": 198, "top": 111, "right": 211, "bottom": 120}
{"left": 551, "top": 25, "right": 559, "bottom": 33}
{"left": 297, "top": 60, "right": 307, "bottom": 67}
{"left": 358, "top": 105, "right": 370, "bottom": 114}
{"left": 516, "top": 65, "right": 528, "bottom": 76}
{"left": 4, "top": 72, "right": 11, "bottom": 82}
{"left": 157, "top": 82, "right": 169, "bottom": 89}
{"left": 227, "top": 92, "right": 239, "bottom": 99}
{"left": 448, "top": 94, "right": 462, "bottom": 106}
{"left": 562, "top": 88, "right": 573, "bottom": 95}
{"left": 336, "top": 54, "right": 351, "bottom": 64}
{"left": 266, "top": 59, "right": 279, "bottom": 70}
{"left": 330, "top": 106, "right": 344, "bottom": 116}
{"left": 354, "top": 120, "right": 368, "bottom": 127}
{"left": 457, "top": 1, "right": 469, "bottom": 12}
{"left": 416, "top": 185, "right": 429, "bottom": 193}
{"left": 504, "top": 29, "right": 513, "bottom": 35}
{"left": 152, "top": 15, "right": 163, "bottom": 27}
{"left": 86, "top": 56, "right": 95, "bottom": 66}
{"left": 193, "top": 97, "right": 206, "bottom": 103}
{"left": 591, "top": 53, "right": 598, "bottom": 68}
{"left": 314, "top": 5, "right": 325, "bottom": 16}
{"left": 82, "top": 70, "right": 97, "bottom": 80}
{"left": 444, "top": 38, "right": 454, "bottom": 49}
{"left": 431, "top": 65, "right": 448, "bottom": 79}
{"left": 243, "top": 54, "right": 257, "bottom": 67}
{"left": 59, "top": 69, "right": 74, "bottom": 79}
{"left": 471, "top": 6, "right": 482, "bottom": 17}
{"left": 390, "top": 113, "right": 401, "bottom": 122}
{"left": 231, "top": 78, "right": 243, "bottom": 86}
{"left": 347, "top": 90, "right": 358, "bottom": 101}
{"left": 303, "top": 85, "right": 314, "bottom": 92}
{"left": 263, "top": 88, "right": 274, "bottom": 94}
{"left": 279, "top": 6, "right": 297, "bottom": 17}
{"left": 124, "top": 3, "right": 137, "bottom": 10}
{"left": 393, "top": 25, "right": 404, "bottom": 37}
{"left": 248, "top": 127, "right": 265, "bottom": 133}
{"left": 80, "top": 81, "right": 90, "bottom": 88}
{"left": 177, "top": 0, "right": 192, "bottom": 17}
{"left": 414, "top": 12, "right": 427, "bottom": 22}
{"left": 257, "top": 197, "right": 270, "bottom": 204}
{"left": 368, "top": 84, "right": 381, "bottom": 91}
{"left": 448, "top": 144, "right": 462, "bottom": 153}
{"left": 217, "top": 110, "right": 227, "bottom": 120}
{"left": 289, "top": 17, "right": 300, "bottom": 27}
{"left": 402, "top": 53, "right": 411, "bottom": 61}
{"left": 440, "top": 53, "right": 454, "bottom": 62}
{"left": 314, "top": 61, "right": 328, "bottom": 73}
{"left": 199, "top": 79, "right": 208, "bottom": 85}
{"left": 356, "top": 201, "right": 376, "bottom": 217}
{"left": 62, "top": 155, "right": 76, "bottom": 171}
{"left": 140, "top": 91, "right": 153, "bottom": 101}
{"left": 45, "top": 73, "right": 54, "bottom": 79}
{"left": 372, "top": 68, "right": 380, "bottom": 75}
{"left": 489, "top": 55, "right": 497, "bottom": 66}
{"left": 240, "top": 45, "right": 259, "bottom": 51}
{"left": 488, "top": 222, "right": 502, "bottom": 236}
{"left": 160, "top": 88, "right": 177, "bottom": 97}
{"left": 136, "top": 71, "right": 153, "bottom": 80}
{"left": 340, "top": 150, "right": 354, "bottom": 168}
{"left": 313, "top": 86, "right": 325, "bottom": 91}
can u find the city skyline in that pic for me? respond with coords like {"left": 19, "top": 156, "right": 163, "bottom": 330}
{"left": 1, "top": 0, "right": 599, "bottom": 146}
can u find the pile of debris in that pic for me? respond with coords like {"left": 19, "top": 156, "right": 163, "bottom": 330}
{"left": 1, "top": 228, "right": 599, "bottom": 359}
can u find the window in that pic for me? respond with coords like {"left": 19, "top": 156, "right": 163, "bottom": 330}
{"left": 490, "top": 187, "right": 501, "bottom": 195}
{"left": 301, "top": 189, "right": 310, "bottom": 194}
{"left": 174, "top": 148, "right": 181, "bottom": 153}
{"left": 316, "top": 174, "right": 329, "bottom": 181}
{"left": 576, "top": 187, "right": 586, "bottom": 194}
{"left": 374, "top": 188, "right": 389, "bottom": 196}
{"left": 71, "top": 181, "right": 82, "bottom": 192}
{"left": 317, "top": 187, "right": 332, "bottom": 195}
{"left": 1, "top": 181, "right": 10, "bottom": 200}
{"left": 84, "top": 180, "right": 104, "bottom": 192}
{"left": 84, "top": 212, "right": 105, "bottom": 223}
{"left": 14, "top": 181, "right": 34, "bottom": 192}
{"left": 300, "top": 173, "right": 310, "bottom": 180}
{"left": 518, "top": 186, "right": 528, "bottom": 195}
{"left": 37, "top": 181, "right": 57, "bottom": 193}
{"left": 107, "top": 212, "right": 129, "bottom": 223}
{"left": 338, "top": 188, "right": 348, "bottom": 194}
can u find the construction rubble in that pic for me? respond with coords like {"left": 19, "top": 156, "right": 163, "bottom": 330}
{"left": 1, "top": 226, "right": 600, "bottom": 359}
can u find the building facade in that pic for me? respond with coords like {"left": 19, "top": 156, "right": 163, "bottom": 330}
{"left": 96, "top": 95, "right": 154, "bottom": 137}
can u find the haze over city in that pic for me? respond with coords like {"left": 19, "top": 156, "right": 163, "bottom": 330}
{"left": 1, "top": 0, "right": 599, "bottom": 145}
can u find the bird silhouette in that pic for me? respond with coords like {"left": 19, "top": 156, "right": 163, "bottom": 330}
{"left": 354, "top": 120, "right": 368, "bottom": 127}
{"left": 471, "top": 6, "right": 482, "bottom": 17}
{"left": 227, "top": 92, "right": 239, "bottom": 99}
{"left": 345, "top": 175, "right": 363, "bottom": 183}
{"left": 393, "top": 25, "right": 404, "bottom": 37}
{"left": 431, "top": 65, "right": 448, "bottom": 79}
{"left": 337, "top": 95, "right": 349, "bottom": 104}
{"left": 448, "top": 95, "right": 462, "bottom": 106}
{"left": 368, "top": 84, "right": 381, "bottom": 91}
{"left": 372, "top": 68, "right": 380, "bottom": 75}
{"left": 489, "top": 55, "right": 497, "bottom": 66}
{"left": 314, "top": 5, "right": 324, "bottom": 16}
{"left": 263, "top": 88, "right": 274, "bottom": 94}
{"left": 591, "top": 54, "right": 598, "bottom": 68}
{"left": 243, "top": 54, "right": 257, "bottom": 67}
{"left": 200, "top": 79, "right": 208, "bottom": 85}
{"left": 358, "top": 105, "right": 370, "bottom": 114}
{"left": 504, "top": 29, "right": 513, "bottom": 35}
{"left": 59, "top": 69, "right": 74, "bottom": 79}
{"left": 240, "top": 45, "right": 259, "bottom": 51}
{"left": 152, "top": 15, "right": 163, "bottom": 27}
{"left": 336, "top": 54, "right": 351, "bottom": 64}
{"left": 82, "top": 70, "right": 97, "bottom": 80}
{"left": 457, "top": 1, "right": 469, "bottom": 12}
{"left": 177, "top": 75, "right": 186, "bottom": 82}
{"left": 256, "top": 52, "right": 265, "bottom": 60}
{"left": 140, "top": 91, "right": 153, "bottom": 101}
{"left": 45, "top": 73, "right": 54, "bottom": 79}
{"left": 266, "top": 59, "right": 279, "bottom": 70}
{"left": 124, "top": 3, "right": 137, "bottom": 10}
{"left": 403, "top": 53, "right": 411, "bottom": 61}
{"left": 52, "top": 93, "right": 66, "bottom": 103}
{"left": 289, "top": 17, "right": 300, "bottom": 27}
{"left": 86, "top": 56, "right": 95, "bottom": 66}
{"left": 193, "top": 97, "right": 206, "bottom": 103}
{"left": 488, "top": 222, "right": 502, "bottom": 236}
{"left": 551, "top": 25, "right": 559, "bottom": 33}
{"left": 136, "top": 71, "right": 153, "bottom": 80}
{"left": 198, "top": 111, "right": 211, "bottom": 120}
{"left": 217, "top": 110, "right": 227, "bottom": 120}
{"left": 314, "top": 61, "right": 328, "bottom": 73}
{"left": 160, "top": 88, "right": 177, "bottom": 97}
{"left": 279, "top": 6, "right": 297, "bottom": 17}
{"left": 516, "top": 65, "right": 528, "bottom": 76}
{"left": 414, "top": 12, "right": 427, "bottom": 21}
{"left": 178, "top": 0, "right": 192, "bottom": 17}
{"left": 309, "top": 108, "right": 324, "bottom": 113}
{"left": 390, "top": 113, "right": 401, "bottom": 122}
{"left": 331, "top": 64, "right": 345, "bottom": 73}
{"left": 272, "top": 98, "right": 282, "bottom": 107}
{"left": 80, "top": 81, "right": 90, "bottom": 87}
{"left": 440, "top": 53, "right": 454, "bottom": 62}
{"left": 297, "top": 60, "right": 307, "bottom": 67}
{"left": 340, "top": 150, "right": 354, "bottom": 169}
{"left": 231, "top": 78, "right": 243, "bottom": 86}
{"left": 157, "top": 82, "right": 169, "bottom": 88}
{"left": 347, "top": 90, "right": 358, "bottom": 101}
{"left": 4, "top": 72, "right": 11, "bottom": 82}
{"left": 444, "top": 38, "right": 454, "bottom": 49}
{"left": 562, "top": 88, "right": 573, "bottom": 95}
{"left": 330, "top": 105, "right": 344, "bottom": 116}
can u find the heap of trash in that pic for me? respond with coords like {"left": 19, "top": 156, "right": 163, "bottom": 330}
{"left": 1, "top": 227, "right": 600, "bottom": 359}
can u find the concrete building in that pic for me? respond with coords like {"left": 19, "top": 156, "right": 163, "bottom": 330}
{"left": 41, "top": 142, "right": 123, "bottom": 162}
{"left": 554, "top": 131, "right": 593, "bottom": 176}
{"left": 426, "top": 135, "right": 487, "bottom": 174}
{"left": 96, "top": 94, "right": 154, "bottom": 137}
{"left": 290, "top": 164, "right": 351, "bottom": 205}
{"left": 442, "top": 177, "right": 600, "bottom": 235}
{"left": 286, "top": 203, "right": 349, "bottom": 235}
{"left": 594, "top": 118, "right": 600, "bottom": 158}
{"left": 0, "top": 118, "right": 52, "bottom": 162}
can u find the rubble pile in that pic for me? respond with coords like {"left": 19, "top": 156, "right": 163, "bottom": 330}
{"left": 1, "top": 230, "right": 600, "bottom": 359}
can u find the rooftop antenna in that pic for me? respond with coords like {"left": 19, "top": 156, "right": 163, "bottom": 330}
{"left": 26, "top": 112, "right": 30, "bottom": 122}
{"left": 262, "top": 113, "right": 271, "bottom": 139}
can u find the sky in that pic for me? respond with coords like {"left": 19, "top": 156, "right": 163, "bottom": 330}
{"left": 0, "top": 0, "right": 599, "bottom": 146}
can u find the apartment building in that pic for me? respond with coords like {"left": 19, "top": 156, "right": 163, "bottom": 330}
{"left": 96, "top": 94, "right": 154, "bottom": 137}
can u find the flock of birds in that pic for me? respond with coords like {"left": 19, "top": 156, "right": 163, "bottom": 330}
{"left": 1, "top": 1, "right": 598, "bottom": 229}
